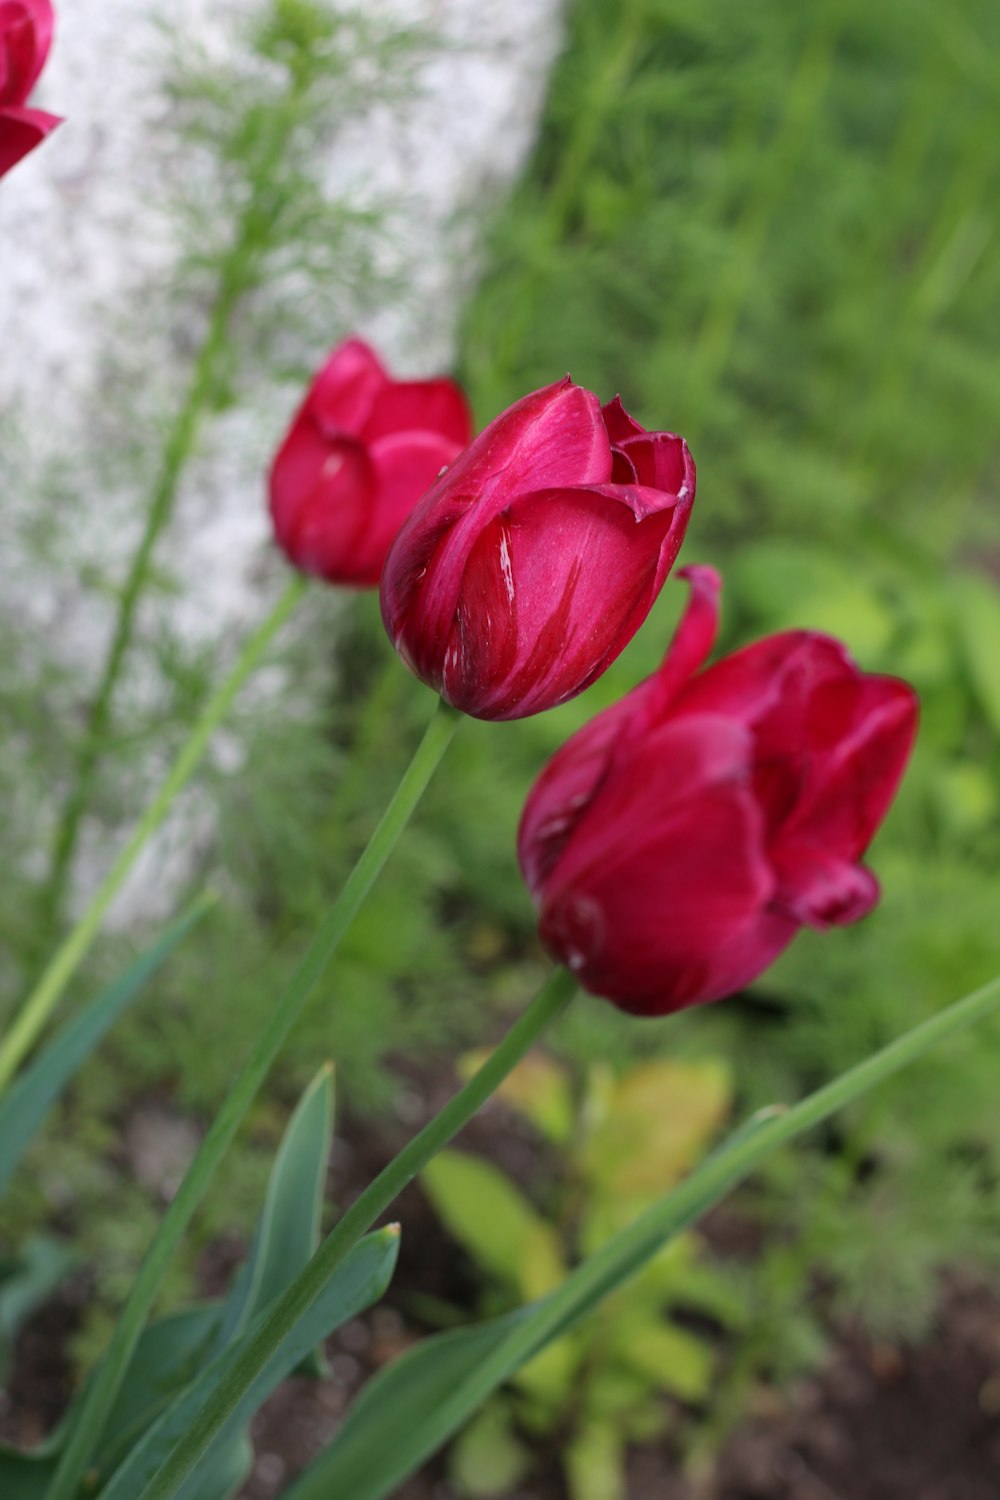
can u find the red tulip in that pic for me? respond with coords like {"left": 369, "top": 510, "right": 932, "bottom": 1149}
{"left": 380, "top": 378, "right": 695, "bottom": 720}
{"left": 269, "top": 337, "right": 473, "bottom": 589}
{"left": 0, "top": 0, "right": 61, "bottom": 180}
{"left": 519, "top": 566, "right": 918, "bottom": 1014}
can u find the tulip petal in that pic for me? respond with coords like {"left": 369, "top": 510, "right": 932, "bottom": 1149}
{"left": 0, "top": 103, "right": 58, "bottom": 177}
{"left": 358, "top": 430, "right": 462, "bottom": 587}
{"left": 269, "top": 433, "right": 375, "bottom": 579}
{"left": 308, "top": 338, "right": 388, "bottom": 437}
{"left": 601, "top": 396, "right": 646, "bottom": 445}
{"left": 542, "top": 713, "right": 756, "bottom": 891}
{"left": 539, "top": 780, "right": 790, "bottom": 1015}
{"left": 778, "top": 676, "right": 918, "bottom": 860}
{"left": 517, "top": 685, "right": 653, "bottom": 896}
{"left": 772, "top": 844, "right": 880, "bottom": 928}
{"left": 640, "top": 565, "right": 723, "bottom": 723}
{"left": 441, "top": 480, "right": 690, "bottom": 718}
{"left": 0, "top": 0, "right": 54, "bottom": 105}
{"left": 365, "top": 379, "right": 471, "bottom": 448}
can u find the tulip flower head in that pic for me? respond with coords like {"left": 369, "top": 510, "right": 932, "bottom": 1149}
{"left": 0, "top": 0, "right": 61, "bottom": 180}
{"left": 380, "top": 378, "right": 696, "bottom": 720}
{"left": 269, "top": 337, "right": 473, "bottom": 589}
{"left": 518, "top": 566, "right": 919, "bottom": 1015}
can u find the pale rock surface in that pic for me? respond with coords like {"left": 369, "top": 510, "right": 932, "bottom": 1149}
{"left": 0, "top": 0, "right": 564, "bottom": 919}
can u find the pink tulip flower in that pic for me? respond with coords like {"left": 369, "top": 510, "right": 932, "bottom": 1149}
{"left": 381, "top": 378, "right": 695, "bottom": 720}
{"left": 519, "top": 566, "right": 919, "bottom": 1014}
{"left": 0, "top": 0, "right": 61, "bottom": 180}
{"left": 269, "top": 337, "right": 473, "bottom": 589}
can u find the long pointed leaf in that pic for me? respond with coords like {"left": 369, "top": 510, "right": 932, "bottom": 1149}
{"left": 286, "top": 974, "right": 1000, "bottom": 1500}
{"left": 101, "top": 1227, "right": 400, "bottom": 1500}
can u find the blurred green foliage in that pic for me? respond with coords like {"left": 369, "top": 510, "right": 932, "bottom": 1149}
{"left": 420, "top": 1053, "right": 740, "bottom": 1500}
{"left": 1, "top": 0, "right": 999, "bottom": 1475}
{"left": 452, "top": 0, "right": 1000, "bottom": 1443}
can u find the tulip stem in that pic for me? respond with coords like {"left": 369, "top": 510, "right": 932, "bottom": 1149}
{"left": 134, "top": 965, "right": 578, "bottom": 1500}
{"left": 0, "top": 575, "right": 309, "bottom": 1098}
{"left": 41, "top": 695, "right": 462, "bottom": 1500}
{"left": 291, "top": 969, "right": 1000, "bottom": 1500}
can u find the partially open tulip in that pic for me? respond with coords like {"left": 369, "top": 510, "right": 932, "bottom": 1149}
{"left": 0, "top": 0, "right": 61, "bottom": 180}
{"left": 269, "top": 337, "right": 473, "bottom": 589}
{"left": 519, "top": 566, "right": 918, "bottom": 1014}
{"left": 380, "top": 378, "right": 695, "bottom": 720}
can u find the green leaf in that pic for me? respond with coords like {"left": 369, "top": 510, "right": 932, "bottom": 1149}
{"left": 0, "top": 895, "right": 214, "bottom": 1200}
{"left": 564, "top": 1418, "right": 626, "bottom": 1500}
{"left": 421, "top": 1151, "right": 566, "bottom": 1298}
{"left": 449, "top": 1403, "right": 531, "bottom": 1498}
{"left": 0, "top": 1449, "right": 55, "bottom": 1500}
{"left": 611, "top": 1316, "right": 714, "bottom": 1403}
{"left": 100, "top": 1227, "right": 400, "bottom": 1500}
{"left": 218, "top": 1063, "right": 334, "bottom": 1359}
{"left": 581, "top": 1058, "right": 732, "bottom": 1212}
{"left": 283, "top": 1308, "right": 530, "bottom": 1500}
{"left": 0, "top": 1063, "right": 336, "bottom": 1490}
{"left": 0, "top": 1237, "right": 76, "bottom": 1382}
{"left": 271, "top": 977, "right": 1000, "bottom": 1500}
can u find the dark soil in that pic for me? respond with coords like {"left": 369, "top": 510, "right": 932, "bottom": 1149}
{"left": 3, "top": 1076, "right": 1000, "bottom": 1500}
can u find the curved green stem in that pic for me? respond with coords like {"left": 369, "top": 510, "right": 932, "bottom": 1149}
{"left": 42, "top": 696, "right": 460, "bottom": 1500}
{"left": 0, "top": 576, "right": 308, "bottom": 1097}
{"left": 137, "top": 966, "right": 577, "bottom": 1500}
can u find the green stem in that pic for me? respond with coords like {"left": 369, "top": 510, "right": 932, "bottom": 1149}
{"left": 138, "top": 966, "right": 577, "bottom": 1500}
{"left": 382, "top": 972, "right": 1000, "bottom": 1488}
{"left": 42, "top": 696, "right": 460, "bottom": 1500}
{"left": 0, "top": 576, "right": 308, "bottom": 1097}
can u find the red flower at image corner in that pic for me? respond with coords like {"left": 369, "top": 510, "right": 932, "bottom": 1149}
{"left": 518, "top": 566, "right": 919, "bottom": 1015}
{"left": 381, "top": 377, "right": 696, "bottom": 720}
{"left": 269, "top": 337, "right": 473, "bottom": 589}
{"left": 0, "top": 0, "right": 61, "bottom": 181}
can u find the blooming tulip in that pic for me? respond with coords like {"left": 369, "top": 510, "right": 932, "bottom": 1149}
{"left": 269, "top": 337, "right": 473, "bottom": 589}
{"left": 518, "top": 566, "right": 918, "bottom": 1014}
{"left": 380, "top": 378, "right": 695, "bottom": 720}
{"left": 0, "top": 0, "right": 61, "bottom": 180}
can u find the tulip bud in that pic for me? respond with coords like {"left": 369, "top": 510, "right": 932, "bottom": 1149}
{"left": 269, "top": 337, "right": 473, "bottom": 589}
{"left": 380, "top": 378, "right": 696, "bottom": 720}
{"left": 0, "top": 0, "right": 61, "bottom": 180}
{"left": 518, "top": 566, "right": 919, "bottom": 1014}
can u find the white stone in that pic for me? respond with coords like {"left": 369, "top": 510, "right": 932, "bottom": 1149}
{"left": 0, "top": 0, "right": 564, "bottom": 921}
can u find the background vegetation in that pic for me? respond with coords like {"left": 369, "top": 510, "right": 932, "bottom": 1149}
{"left": 2, "top": 0, "right": 999, "bottom": 1486}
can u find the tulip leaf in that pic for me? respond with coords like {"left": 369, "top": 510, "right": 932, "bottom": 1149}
{"left": 0, "top": 1064, "right": 336, "bottom": 1490}
{"left": 217, "top": 1062, "right": 333, "bottom": 1359}
{"left": 99, "top": 1227, "right": 400, "bottom": 1500}
{"left": 282, "top": 1307, "right": 531, "bottom": 1500}
{"left": 0, "top": 894, "right": 214, "bottom": 1200}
